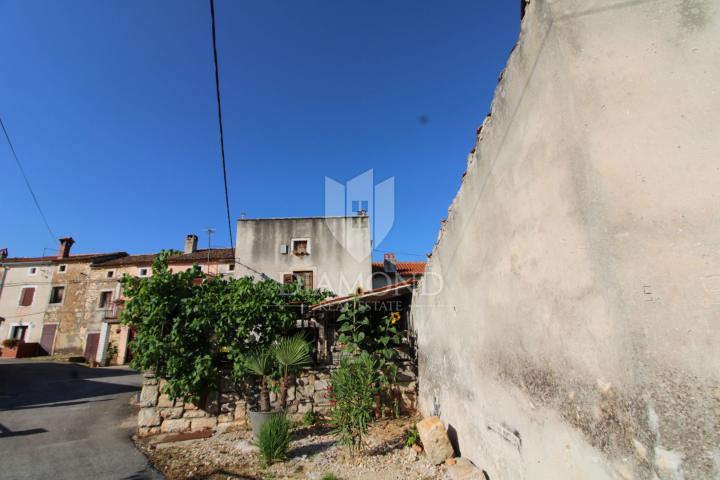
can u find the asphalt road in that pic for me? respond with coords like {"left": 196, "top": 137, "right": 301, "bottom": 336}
{"left": 0, "top": 359, "right": 162, "bottom": 480}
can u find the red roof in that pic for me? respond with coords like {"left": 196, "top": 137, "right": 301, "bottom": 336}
{"left": 371, "top": 261, "right": 426, "bottom": 276}
{"left": 1, "top": 252, "right": 127, "bottom": 265}
{"left": 92, "top": 248, "right": 235, "bottom": 268}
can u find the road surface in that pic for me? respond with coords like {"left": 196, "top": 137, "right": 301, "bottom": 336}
{"left": 0, "top": 359, "right": 161, "bottom": 479}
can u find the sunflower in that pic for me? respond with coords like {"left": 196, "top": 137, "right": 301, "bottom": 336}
{"left": 355, "top": 286, "right": 364, "bottom": 296}
{"left": 390, "top": 311, "right": 401, "bottom": 324}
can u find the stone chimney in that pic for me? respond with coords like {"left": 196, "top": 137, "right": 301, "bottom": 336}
{"left": 184, "top": 234, "right": 198, "bottom": 254}
{"left": 383, "top": 252, "right": 397, "bottom": 274}
{"left": 58, "top": 237, "right": 75, "bottom": 259}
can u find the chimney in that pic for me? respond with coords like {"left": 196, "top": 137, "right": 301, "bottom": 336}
{"left": 58, "top": 237, "right": 75, "bottom": 259}
{"left": 184, "top": 234, "right": 198, "bottom": 254}
{"left": 383, "top": 252, "right": 397, "bottom": 274}
{"left": 0, "top": 248, "right": 7, "bottom": 260}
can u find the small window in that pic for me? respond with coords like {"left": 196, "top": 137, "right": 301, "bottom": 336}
{"left": 10, "top": 325, "right": 28, "bottom": 341}
{"left": 228, "top": 263, "right": 235, "bottom": 271}
{"left": 28, "top": 267, "right": 38, "bottom": 275}
{"left": 19, "top": 287, "right": 35, "bottom": 306}
{"left": 50, "top": 286, "right": 65, "bottom": 304}
{"left": 58, "top": 264, "right": 67, "bottom": 273}
{"left": 138, "top": 268, "right": 149, "bottom": 277}
{"left": 106, "top": 270, "right": 115, "bottom": 279}
{"left": 293, "top": 271, "right": 313, "bottom": 289}
{"left": 292, "top": 239, "right": 309, "bottom": 256}
{"left": 99, "top": 291, "right": 113, "bottom": 309}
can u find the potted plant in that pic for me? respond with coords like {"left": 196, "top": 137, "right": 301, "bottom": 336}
{"left": 1, "top": 338, "right": 21, "bottom": 358}
{"left": 243, "top": 347, "right": 279, "bottom": 440}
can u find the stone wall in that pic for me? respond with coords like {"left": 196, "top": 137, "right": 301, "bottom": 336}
{"left": 138, "top": 362, "right": 417, "bottom": 436}
{"left": 412, "top": 0, "right": 720, "bottom": 479}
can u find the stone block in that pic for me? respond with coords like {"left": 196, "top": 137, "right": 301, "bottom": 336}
{"left": 161, "top": 419, "right": 190, "bottom": 433}
{"left": 183, "top": 410, "right": 207, "bottom": 418}
{"left": 204, "top": 391, "right": 219, "bottom": 416}
{"left": 217, "top": 413, "right": 234, "bottom": 424}
{"left": 417, "top": 416, "right": 454, "bottom": 465}
{"left": 191, "top": 417, "right": 218, "bottom": 432}
{"left": 297, "top": 402, "right": 313, "bottom": 414}
{"left": 184, "top": 402, "right": 199, "bottom": 410}
{"left": 157, "top": 394, "right": 175, "bottom": 408}
{"left": 313, "top": 391, "right": 328, "bottom": 403}
{"left": 447, "top": 458, "right": 484, "bottom": 480}
{"left": 159, "top": 407, "right": 184, "bottom": 419}
{"left": 138, "top": 407, "right": 161, "bottom": 427}
{"left": 314, "top": 379, "right": 329, "bottom": 391}
{"left": 139, "top": 385, "right": 159, "bottom": 407}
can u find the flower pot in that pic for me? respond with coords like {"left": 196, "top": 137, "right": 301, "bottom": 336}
{"left": 249, "top": 410, "right": 282, "bottom": 441}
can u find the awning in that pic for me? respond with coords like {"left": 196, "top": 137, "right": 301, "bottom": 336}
{"left": 310, "top": 279, "right": 416, "bottom": 312}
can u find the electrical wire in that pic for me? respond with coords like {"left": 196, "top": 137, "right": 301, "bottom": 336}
{"left": 208, "top": 0, "right": 234, "bottom": 248}
{"left": 0, "top": 116, "right": 57, "bottom": 242}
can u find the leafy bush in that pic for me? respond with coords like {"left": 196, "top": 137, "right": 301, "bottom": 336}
{"left": 321, "top": 474, "right": 338, "bottom": 480}
{"left": 121, "top": 252, "right": 331, "bottom": 402}
{"left": 2, "top": 338, "right": 20, "bottom": 349}
{"left": 257, "top": 412, "right": 292, "bottom": 465}
{"left": 330, "top": 352, "right": 379, "bottom": 453}
{"left": 405, "top": 423, "right": 420, "bottom": 447}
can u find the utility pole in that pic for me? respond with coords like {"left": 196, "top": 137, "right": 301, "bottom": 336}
{"left": 204, "top": 227, "right": 215, "bottom": 275}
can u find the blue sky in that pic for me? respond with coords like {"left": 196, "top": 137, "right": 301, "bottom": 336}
{"left": 0, "top": 1, "right": 519, "bottom": 260}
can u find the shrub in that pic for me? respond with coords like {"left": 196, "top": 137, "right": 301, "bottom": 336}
{"left": 257, "top": 412, "right": 292, "bottom": 465}
{"left": 321, "top": 474, "right": 338, "bottom": 480}
{"left": 302, "top": 409, "right": 318, "bottom": 426}
{"left": 330, "top": 352, "right": 379, "bottom": 453}
{"left": 405, "top": 423, "right": 420, "bottom": 447}
{"left": 2, "top": 338, "right": 20, "bottom": 349}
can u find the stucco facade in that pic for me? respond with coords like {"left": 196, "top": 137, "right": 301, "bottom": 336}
{"left": 412, "top": 1, "right": 720, "bottom": 479}
{"left": 234, "top": 216, "right": 372, "bottom": 295}
{"left": 0, "top": 262, "right": 54, "bottom": 344}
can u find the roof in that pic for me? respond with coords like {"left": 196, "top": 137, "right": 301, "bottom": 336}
{"left": 372, "top": 261, "right": 426, "bottom": 276}
{"left": 92, "top": 248, "right": 235, "bottom": 268}
{"left": 1, "top": 252, "right": 127, "bottom": 266}
{"left": 238, "top": 215, "right": 364, "bottom": 222}
{"left": 310, "top": 279, "right": 417, "bottom": 311}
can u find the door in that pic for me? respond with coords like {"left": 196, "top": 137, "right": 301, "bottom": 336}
{"left": 84, "top": 333, "right": 100, "bottom": 362}
{"left": 39, "top": 324, "right": 57, "bottom": 355}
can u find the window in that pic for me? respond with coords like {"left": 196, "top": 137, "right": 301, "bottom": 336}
{"left": 28, "top": 267, "right": 38, "bottom": 275}
{"left": 10, "top": 325, "right": 28, "bottom": 341}
{"left": 106, "top": 270, "right": 115, "bottom": 279}
{"left": 228, "top": 263, "right": 235, "bottom": 271}
{"left": 50, "top": 286, "right": 65, "bottom": 304}
{"left": 138, "top": 268, "right": 149, "bottom": 277}
{"left": 99, "top": 291, "right": 113, "bottom": 309}
{"left": 292, "top": 239, "right": 310, "bottom": 256}
{"left": 58, "top": 264, "right": 67, "bottom": 273}
{"left": 19, "top": 287, "right": 35, "bottom": 307}
{"left": 293, "top": 271, "right": 314, "bottom": 289}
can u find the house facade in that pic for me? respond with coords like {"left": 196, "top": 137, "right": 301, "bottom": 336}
{"left": 233, "top": 216, "right": 372, "bottom": 295}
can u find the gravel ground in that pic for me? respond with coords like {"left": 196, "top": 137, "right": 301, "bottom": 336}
{"left": 135, "top": 417, "right": 447, "bottom": 480}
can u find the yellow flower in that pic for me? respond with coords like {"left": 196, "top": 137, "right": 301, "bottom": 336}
{"left": 355, "top": 286, "right": 364, "bottom": 296}
{"left": 390, "top": 312, "right": 401, "bottom": 324}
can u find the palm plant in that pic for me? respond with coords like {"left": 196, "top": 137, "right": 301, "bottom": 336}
{"left": 244, "top": 347, "right": 275, "bottom": 412}
{"left": 273, "top": 334, "right": 311, "bottom": 409}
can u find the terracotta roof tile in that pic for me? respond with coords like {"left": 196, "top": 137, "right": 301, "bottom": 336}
{"left": 371, "top": 261, "right": 426, "bottom": 275}
{"left": 1, "top": 252, "right": 127, "bottom": 265}
{"left": 92, "top": 248, "right": 235, "bottom": 267}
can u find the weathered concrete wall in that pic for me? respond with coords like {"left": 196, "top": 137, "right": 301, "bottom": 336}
{"left": 412, "top": 1, "right": 720, "bottom": 479}
{"left": 235, "top": 217, "right": 372, "bottom": 295}
{"left": 48, "top": 262, "right": 95, "bottom": 355}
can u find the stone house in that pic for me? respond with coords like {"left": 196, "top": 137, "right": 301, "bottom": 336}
{"left": 371, "top": 252, "right": 425, "bottom": 289}
{"left": 233, "top": 215, "right": 373, "bottom": 295}
{"left": 0, "top": 238, "right": 126, "bottom": 356}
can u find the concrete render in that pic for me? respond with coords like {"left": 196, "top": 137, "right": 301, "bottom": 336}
{"left": 412, "top": 0, "right": 720, "bottom": 479}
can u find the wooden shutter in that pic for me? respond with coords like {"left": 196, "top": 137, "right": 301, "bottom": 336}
{"left": 20, "top": 287, "right": 35, "bottom": 306}
{"left": 283, "top": 273, "right": 294, "bottom": 284}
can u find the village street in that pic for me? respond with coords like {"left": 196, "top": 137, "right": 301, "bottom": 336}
{"left": 0, "top": 359, "right": 161, "bottom": 480}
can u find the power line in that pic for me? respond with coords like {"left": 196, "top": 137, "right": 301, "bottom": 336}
{"left": 0, "top": 116, "right": 57, "bottom": 242}
{"left": 208, "top": 0, "right": 234, "bottom": 248}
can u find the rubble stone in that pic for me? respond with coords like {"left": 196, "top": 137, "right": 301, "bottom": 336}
{"left": 417, "top": 416, "right": 454, "bottom": 465}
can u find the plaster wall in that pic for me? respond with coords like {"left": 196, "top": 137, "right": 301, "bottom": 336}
{"left": 412, "top": 1, "right": 720, "bottom": 478}
{"left": 234, "top": 217, "right": 372, "bottom": 295}
{"left": 0, "top": 263, "right": 53, "bottom": 343}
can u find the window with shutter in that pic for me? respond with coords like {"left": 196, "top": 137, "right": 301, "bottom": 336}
{"left": 19, "top": 287, "right": 35, "bottom": 306}
{"left": 283, "top": 273, "right": 294, "bottom": 284}
{"left": 293, "top": 271, "right": 313, "bottom": 289}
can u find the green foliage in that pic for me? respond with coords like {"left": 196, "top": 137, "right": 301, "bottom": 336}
{"left": 330, "top": 352, "right": 379, "bottom": 453}
{"left": 120, "top": 252, "right": 331, "bottom": 402}
{"left": 321, "top": 474, "right": 338, "bottom": 480}
{"left": 273, "top": 334, "right": 311, "bottom": 408}
{"left": 405, "top": 423, "right": 420, "bottom": 447}
{"left": 242, "top": 347, "right": 275, "bottom": 412}
{"left": 257, "top": 412, "right": 292, "bottom": 465}
{"left": 302, "top": 409, "right": 318, "bottom": 426}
